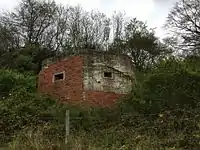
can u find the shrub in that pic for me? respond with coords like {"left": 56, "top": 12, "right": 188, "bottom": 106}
{"left": 0, "top": 87, "right": 66, "bottom": 144}
{"left": 0, "top": 69, "right": 36, "bottom": 98}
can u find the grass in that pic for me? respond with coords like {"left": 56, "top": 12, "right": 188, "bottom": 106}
{"left": 7, "top": 128, "right": 183, "bottom": 150}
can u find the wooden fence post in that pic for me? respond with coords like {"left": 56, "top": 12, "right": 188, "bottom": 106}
{"left": 65, "top": 110, "right": 70, "bottom": 146}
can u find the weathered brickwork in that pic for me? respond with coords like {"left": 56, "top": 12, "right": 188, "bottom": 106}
{"left": 84, "top": 91, "right": 124, "bottom": 107}
{"left": 38, "top": 56, "right": 84, "bottom": 104}
{"left": 38, "top": 51, "right": 134, "bottom": 107}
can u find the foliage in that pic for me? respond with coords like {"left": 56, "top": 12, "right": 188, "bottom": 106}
{"left": 123, "top": 57, "right": 200, "bottom": 114}
{"left": 143, "top": 71, "right": 200, "bottom": 113}
{"left": 0, "top": 87, "right": 66, "bottom": 144}
{"left": 0, "top": 69, "right": 66, "bottom": 144}
{"left": 0, "top": 69, "right": 36, "bottom": 98}
{"left": 109, "top": 18, "right": 172, "bottom": 71}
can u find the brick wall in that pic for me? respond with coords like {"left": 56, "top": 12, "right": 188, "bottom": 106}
{"left": 38, "top": 55, "right": 126, "bottom": 107}
{"left": 38, "top": 56, "right": 84, "bottom": 104}
{"left": 84, "top": 91, "right": 124, "bottom": 107}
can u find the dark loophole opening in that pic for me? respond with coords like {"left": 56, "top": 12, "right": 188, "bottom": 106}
{"left": 54, "top": 73, "right": 64, "bottom": 81}
{"left": 104, "top": 72, "right": 112, "bottom": 78}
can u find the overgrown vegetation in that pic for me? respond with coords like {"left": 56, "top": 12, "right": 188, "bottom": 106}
{"left": 1, "top": 58, "right": 200, "bottom": 149}
{"left": 1, "top": 0, "right": 200, "bottom": 149}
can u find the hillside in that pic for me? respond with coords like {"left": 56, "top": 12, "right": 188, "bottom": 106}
{"left": 1, "top": 56, "right": 200, "bottom": 149}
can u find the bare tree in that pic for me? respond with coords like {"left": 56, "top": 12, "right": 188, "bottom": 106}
{"left": 64, "top": 7, "right": 110, "bottom": 52}
{"left": 0, "top": 24, "right": 20, "bottom": 53}
{"left": 166, "top": 0, "right": 200, "bottom": 55}
{"left": 0, "top": 0, "right": 71, "bottom": 52}
{"left": 112, "top": 11, "right": 125, "bottom": 41}
{"left": 89, "top": 10, "right": 110, "bottom": 50}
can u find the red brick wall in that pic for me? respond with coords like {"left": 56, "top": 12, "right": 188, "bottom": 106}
{"left": 84, "top": 91, "right": 124, "bottom": 107}
{"left": 38, "top": 56, "right": 84, "bottom": 104}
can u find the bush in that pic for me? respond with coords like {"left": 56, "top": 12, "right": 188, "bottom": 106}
{"left": 142, "top": 71, "right": 200, "bottom": 113}
{"left": 0, "top": 88, "right": 66, "bottom": 144}
{"left": 0, "top": 69, "right": 36, "bottom": 98}
{"left": 121, "top": 58, "right": 200, "bottom": 114}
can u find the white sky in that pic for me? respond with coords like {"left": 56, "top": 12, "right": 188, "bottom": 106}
{"left": 0, "top": 0, "right": 178, "bottom": 38}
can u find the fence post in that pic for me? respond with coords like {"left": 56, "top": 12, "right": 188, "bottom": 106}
{"left": 65, "top": 110, "right": 70, "bottom": 146}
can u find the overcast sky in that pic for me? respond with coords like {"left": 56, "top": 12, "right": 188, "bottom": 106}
{"left": 0, "top": 0, "right": 178, "bottom": 38}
